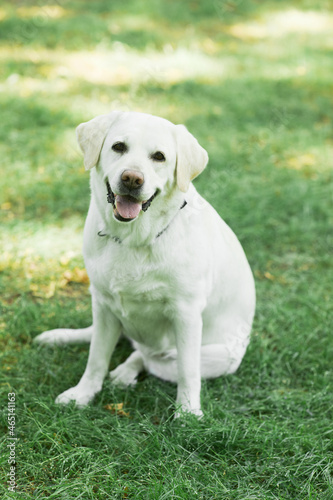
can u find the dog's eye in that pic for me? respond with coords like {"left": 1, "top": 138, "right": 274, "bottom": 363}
{"left": 151, "top": 151, "right": 166, "bottom": 162}
{"left": 112, "top": 142, "right": 127, "bottom": 153}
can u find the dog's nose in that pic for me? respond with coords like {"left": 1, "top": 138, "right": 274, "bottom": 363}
{"left": 121, "top": 170, "right": 144, "bottom": 190}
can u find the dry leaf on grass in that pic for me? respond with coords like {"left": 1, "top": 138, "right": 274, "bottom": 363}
{"left": 30, "top": 281, "right": 56, "bottom": 299}
{"left": 104, "top": 403, "right": 130, "bottom": 418}
{"left": 60, "top": 267, "right": 90, "bottom": 287}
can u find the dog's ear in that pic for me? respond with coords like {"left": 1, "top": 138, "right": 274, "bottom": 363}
{"left": 175, "top": 124, "right": 208, "bottom": 192}
{"left": 76, "top": 111, "right": 121, "bottom": 170}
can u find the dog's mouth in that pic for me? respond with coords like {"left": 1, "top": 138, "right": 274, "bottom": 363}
{"left": 106, "top": 182, "right": 158, "bottom": 222}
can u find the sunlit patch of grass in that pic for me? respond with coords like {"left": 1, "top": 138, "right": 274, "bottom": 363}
{"left": 16, "top": 5, "right": 68, "bottom": 20}
{"left": 0, "top": 221, "right": 87, "bottom": 312}
{"left": 226, "top": 8, "right": 333, "bottom": 40}
{"left": 0, "top": 3, "right": 331, "bottom": 95}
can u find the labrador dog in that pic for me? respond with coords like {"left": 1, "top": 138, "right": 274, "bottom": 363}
{"left": 34, "top": 111, "right": 255, "bottom": 417}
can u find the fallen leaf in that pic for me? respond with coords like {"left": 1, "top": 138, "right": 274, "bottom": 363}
{"left": 60, "top": 267, "right": 89, "bottom": 287}
{"left": 287, "top": 153, "right": 316, "bottom": 170}
{"left": 45, "top": 281, "right": 56, "bottom": 299}
{"left": 104, "top": 403, "right": 130, "bottom": 418}
{"left": 1, "top": 202, "right": 12, "bottom": 210}
{"left": 30, "top": 281, "right": 56, "bottom": 299}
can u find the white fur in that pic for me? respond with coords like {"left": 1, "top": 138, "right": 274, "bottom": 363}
{"left": 34, "top": 111, "right": 255, "bottom": 417}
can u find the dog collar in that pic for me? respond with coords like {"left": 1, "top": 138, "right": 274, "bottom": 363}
{"left": 99, "top": 181, "right": 187, "bottom": 243}
{"left": 155, "top": 199, "right": 187, "bottom": 239}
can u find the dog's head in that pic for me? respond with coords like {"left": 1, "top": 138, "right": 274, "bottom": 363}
{"left": 76, "top": 111, "right": 208, "bottom": 224}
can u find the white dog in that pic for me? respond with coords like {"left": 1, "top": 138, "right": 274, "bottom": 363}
{"left": 35, "top": 111, "right": 255, "bottom": 417}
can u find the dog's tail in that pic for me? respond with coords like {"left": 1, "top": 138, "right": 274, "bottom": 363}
{"left": 34, "top": 325, "right": 93, "bottom": 345}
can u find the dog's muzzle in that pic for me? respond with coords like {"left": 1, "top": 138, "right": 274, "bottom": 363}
{"left": 106, "top": 180, "right": 158, "bottom": 222}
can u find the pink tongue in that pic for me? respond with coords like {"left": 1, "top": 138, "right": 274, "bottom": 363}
{"left": 115, "top": 195, "right": 142, "bottom": 219}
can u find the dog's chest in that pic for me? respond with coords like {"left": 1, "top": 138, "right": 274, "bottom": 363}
{"left": 87, "top": 242, "right": 176, "bottom": 345}
{"left": 109, "top": 271, "right": 169, "bottom": 315}
{"left": 109, "top": 272, "right": 174, "bottom": 347}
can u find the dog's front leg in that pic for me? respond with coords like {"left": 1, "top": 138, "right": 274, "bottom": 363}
{"left": 56, "top": 294, "right": 121, "bottom": 407}
{"left": 175, "top": 305, "right": 204, "bottom": 418}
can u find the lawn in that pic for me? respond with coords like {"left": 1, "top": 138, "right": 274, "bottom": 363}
{"left": 0, "top": 0, "right": 332, "bottom": 498}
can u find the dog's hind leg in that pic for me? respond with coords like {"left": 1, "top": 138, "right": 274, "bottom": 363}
{"left": 200, "top": 342, "right": 249, "bottom": 378}
{"left": 141, "top": 341, "right": 249, "bottom": 383}
{"left": 34, "top": 325, "right": 93, "bottom": 345}
{"left": 109, "top": 350, "right": 144, "bottom": 387}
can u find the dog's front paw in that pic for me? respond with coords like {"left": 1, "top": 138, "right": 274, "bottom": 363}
{"left": 174, "top": 403, "right": 203, "bottom": 420}
{"left": 55, "top": 386, "right": 96, "bottom": 408}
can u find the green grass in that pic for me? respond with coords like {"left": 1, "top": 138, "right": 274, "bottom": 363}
{"left": 0, "top": 0, "right": 332, "bottom": 498}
